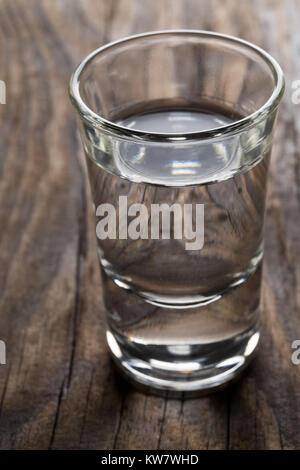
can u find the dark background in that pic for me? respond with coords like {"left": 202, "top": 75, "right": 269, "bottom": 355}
{"left": 0, "top": 0, "right": 299, "bottom": 450}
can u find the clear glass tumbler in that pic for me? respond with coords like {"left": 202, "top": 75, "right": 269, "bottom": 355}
{"left": 69, "top": 31, "right": 284, "bottom": 395}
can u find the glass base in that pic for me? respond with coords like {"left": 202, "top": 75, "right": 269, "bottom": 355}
{"left": 106, "top": 327, "right": 259, "bottom": 396}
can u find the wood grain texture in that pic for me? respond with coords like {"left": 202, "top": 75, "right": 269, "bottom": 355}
{"left": 0, "top": 0, "right": 299, "bottom": 450}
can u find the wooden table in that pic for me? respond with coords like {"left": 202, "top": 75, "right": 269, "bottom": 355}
{"left": 0, "top": 0, "right": 299, "bottom": 450}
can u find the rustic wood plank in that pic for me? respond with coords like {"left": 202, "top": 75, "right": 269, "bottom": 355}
{"left": 0, "top": 0, "right": 299, "bottom": 450}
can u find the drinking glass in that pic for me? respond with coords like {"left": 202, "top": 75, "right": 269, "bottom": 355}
{"left": 69, "top": 31, "right": 284, "bottom": 394}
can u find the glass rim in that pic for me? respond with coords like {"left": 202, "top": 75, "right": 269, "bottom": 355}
{"left": 69, "top": 29, "right": 285, "bottom": 143}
